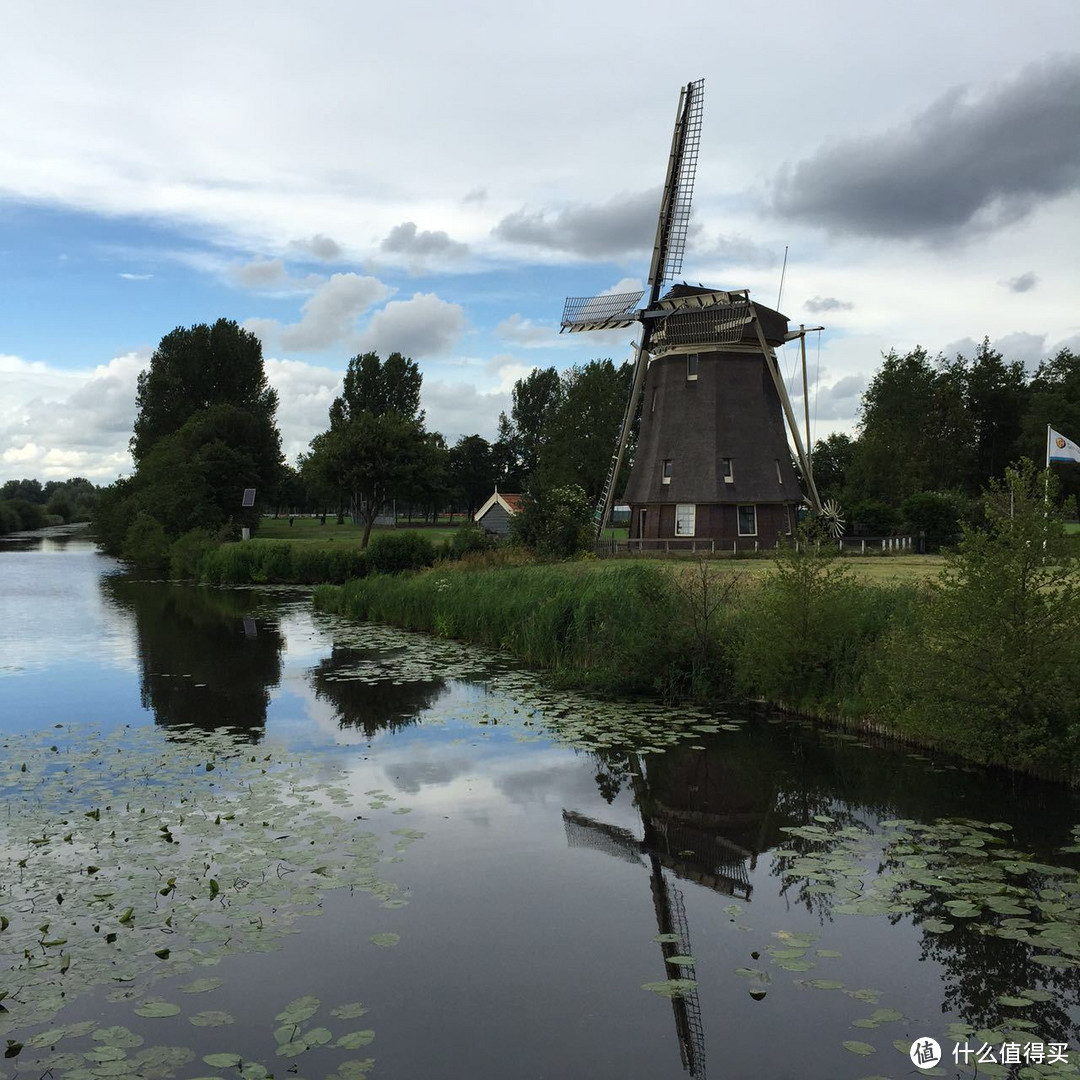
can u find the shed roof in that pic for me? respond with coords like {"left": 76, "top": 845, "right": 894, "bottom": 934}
{"left": 474, "top": 491, "right": 522, "bottom": 520}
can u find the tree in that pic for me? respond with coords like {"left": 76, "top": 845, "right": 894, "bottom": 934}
{"left": 331, "top": 351, "right": 423, "bottom": 427}
{"left": 309, "top": 351, "right": 428, "bottom": 546}
{"left": 810, "top": 433, "right": 855, "bottom": 501}
{"left": 510, "top": 483, "right": 592, "bottom": 559}
{"left": 536, "top": 360, "right": 633, "bottom": 502}
{"left": 496, "top": 367, "right": 562, "bottom": 487}
{"left": 847, "top": 347, "right": 971, "bottom": 506}
{"left": 1021, "top": 347, "right": 1080, "bottom": 508}
{"left": 448, "top": 435, "right": 496, "bottom": 519}
{"left": 878, "top": 461, "right": 1080, "bottom": 771}
{"left": 132, "top": 319, "right": 279, "bottom": 464}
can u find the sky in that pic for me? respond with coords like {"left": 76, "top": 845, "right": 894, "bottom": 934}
{"left": 2, "top": 1, "right": 1079, "bottom": 484}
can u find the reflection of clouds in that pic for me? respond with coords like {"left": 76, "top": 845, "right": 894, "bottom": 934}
{"left": 385, "top": 750, "right": 477, "bottom": 793}
{"left": 0, "top": 536, "right": 138, "bottom": 677}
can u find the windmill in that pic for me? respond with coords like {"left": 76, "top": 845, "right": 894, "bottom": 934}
{"left": 560, "top": 79, "right": 824, "bottom": 544}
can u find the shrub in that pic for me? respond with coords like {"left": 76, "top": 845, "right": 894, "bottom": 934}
{"left": 510, "top": 484, "right": 592, "bottom": 559}
{"left": 168, "top": 528, "right": 216, "bottom": 579}
{"left": 365, "top": 532, "right": 436, "bottom": 575}
{"left": 870, "top": 462, "right": 1080, "bottom": 772}
{"left": 121, "top": 512, "right": 170, "bottom": 571}
{"left": 732, "top": 533, "right": 908, "bottom": 709}
{"left": 900, "top": 490, "right": 965, "bottom": 552}
{"left": 449, "top": 524, "right": 495, "bottom": 559}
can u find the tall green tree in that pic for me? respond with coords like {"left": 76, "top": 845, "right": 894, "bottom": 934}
{"left": 132, "top": 319, "right": 278, "bottom": 464}
{"left": 536, "top": 359, "right": 632, "bottom": 502}
{"left": 496, "top": 367, "right": 562, "bottom": 487}
{"left": 847, "top": 347, "right": 970, "bottom": 505}
{"left": 96, "top": 320, "right": 283, "bottom": 558}
{"left": 449, "top": 435, "right": 496, "bottom": 519}
{"left": 308, "top": 351, "right": 427, "bottom": 546}
{"left": 1021, "top": 347, "right": 1080, "bottom": 507}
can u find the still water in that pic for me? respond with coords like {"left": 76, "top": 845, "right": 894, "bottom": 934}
{"left": 1, "top": 527, "right": 1078, "bottom": 1080}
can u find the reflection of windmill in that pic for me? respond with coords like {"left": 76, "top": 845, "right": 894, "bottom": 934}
{"left": 560, "top": 78, "right": 824, "bottom": 542}
{"left": 563, "top": 756, "right": 759, "bottom": 1078}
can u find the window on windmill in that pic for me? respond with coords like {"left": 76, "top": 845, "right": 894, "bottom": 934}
{"left": 686, "top": 353, "right": 699, "bottom": 381}
{"left": 775, "top": 460, "right": 783, "bottom": 484}
{"left": 662, "top": 459, "right": 672, "bottom": 484}
{"left": 721, "top": 457, "right": 734, "bottom": 483}
{"left": 675, "top": 504, "right": 696, "bottom": 536}
{"left": 738, "top": 504, "right": 757, "bottom": 536}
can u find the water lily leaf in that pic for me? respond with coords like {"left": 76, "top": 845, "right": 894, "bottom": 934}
{"left": 922, "top": 918, "right": 954, "bottom": 933}
{"left": 369, "top": 933, "right": 399, "bottom": 948}
{"left": 810, "top": 979, "right": 846, "bottom": 990}
{"left": 275, "top": 995, "right": 321, "bottom": 1024}
{"left": 664, "top": 955, "right": 695, "bottom": 966}
{"left": 996, "top": 995, "right": 1033, "bottom": 1007}
{"left": 842, "top": 1040, "right": 876, "bottom": 1055}
{"left": 641, "top": 978, "right": 698, "bottom": 999}
{"left": 336, "top": 1030, "right": 377, "bottom": 1049}
{"left": 203, "top": 1053, "right": 243, "bottom": 1068}
{"left": 870, "top": 1008, "right": 903, "bottom": 1023}
{"left": 92, "top": 1026, "right": 143, "bottom": 1048}
{"left": 331, "top": 1003, "right": 369, "bottom": 1019}
{"left": 653, "top": 933, "right": 681, "bottom": 944}
{"left": 133, "top": 1001, "right": 180, "bottom": 1018}
{"left": 189, "top": 1011, "right": 235, "bottom": 1027}
{"left": 305, "top": 1027, "right": 332, "bottom": 1046}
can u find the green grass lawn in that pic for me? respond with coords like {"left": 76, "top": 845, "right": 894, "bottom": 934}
{"left": 257, "top": 516, "right": 461, "bottom": 548}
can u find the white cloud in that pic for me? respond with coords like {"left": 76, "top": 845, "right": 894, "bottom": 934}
{"left": 118, "top": 272, "right": 153, "bottom": 281}
{"left": 250, "top": 273, "right": 393, "bottom": 352}
{"left": 495, "top": 314, "right": 554, "bottom": 348}
{"left": 0, "top": 352, "right": 146, "bottom": 481}
{"left": 421, "top": 379, "right": 508, "bottom": 443}
{"left": 264, "top": 357, "right": 342, "bottom": 463}
{"left": 358, "top": 293, "right": 466, "bottom": 357}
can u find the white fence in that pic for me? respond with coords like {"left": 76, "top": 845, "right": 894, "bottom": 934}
{"left": 596, "top": 535, "right": 915, "bottom": 557}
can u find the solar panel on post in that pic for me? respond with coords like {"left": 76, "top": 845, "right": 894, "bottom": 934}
{"left": 241, "top": 488, "right": 256, "bottom": 508}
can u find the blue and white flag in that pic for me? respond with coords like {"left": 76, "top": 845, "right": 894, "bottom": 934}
{"left": 1048, "top": 427, "right": 1080, "bottom": 465}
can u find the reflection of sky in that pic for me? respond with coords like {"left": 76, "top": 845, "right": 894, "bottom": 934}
{"left": 0, "top": 533, "right": 138, "bottom": 679}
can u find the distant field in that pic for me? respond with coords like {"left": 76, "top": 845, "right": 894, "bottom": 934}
{"left": 257, "top": 516, "right": 460, "bottom": 547}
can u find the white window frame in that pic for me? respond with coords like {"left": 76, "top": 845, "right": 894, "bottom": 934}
{"left": 686, "top": 353, "right": 699, "bottom": 381}
{"left": 722, "top": 457, "right": 734, "bottom": 483}
{"left": 675, "top": 504, "right": 696, "bottom": 537}
{"left": 662, "top": 459, "right": 672, "bottom": 485}
{"left": 737, "top": 504, "right": 757, "bottom": 537}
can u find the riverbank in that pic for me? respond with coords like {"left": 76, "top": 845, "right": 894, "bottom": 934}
{"left": 312, "top": 551, "right": 1080, "bottom": 783}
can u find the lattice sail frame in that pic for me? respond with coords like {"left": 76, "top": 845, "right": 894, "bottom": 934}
{"left": 654, "top": 77, "right": 704, "bottom": 290}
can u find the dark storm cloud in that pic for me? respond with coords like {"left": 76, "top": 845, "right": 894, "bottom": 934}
{"left": 492, "top": 188, "right": 659, "bottom": 259}
{"left": 772, "top": 56, "right": 1080, "bottom": 240}
{"left": 1002, "top": 271, "right": 1038, "bottom": 293}
{"left": 804, "top": 296, "right": 854, "bottom": 313}
{"left": 381, "top": 221, "right": 468, "bottom": 259}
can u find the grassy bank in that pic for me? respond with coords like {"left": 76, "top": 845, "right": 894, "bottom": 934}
{"left": 313, "top": 525, "right": 1080, "bottom": 781}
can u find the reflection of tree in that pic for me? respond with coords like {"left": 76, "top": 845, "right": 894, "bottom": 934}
{"left": 102, "top": 577, "right": 282, "bottom": 738}
{"left": 310, "top": 646, "right": 447, "bottom": 737}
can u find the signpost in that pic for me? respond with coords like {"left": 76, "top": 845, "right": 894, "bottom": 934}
{"left": 241, "top": 489, "right": 256, "bottom": 541}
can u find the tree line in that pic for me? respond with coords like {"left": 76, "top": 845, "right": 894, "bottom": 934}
{"left": 0, "top": 477, "right": 100, "bottom": 535}
{"left": 810, "top": 340, "right": 1080, "bottom": 547}
{"left": 46, "top": 316, "right": 1080, "bottom": 561}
